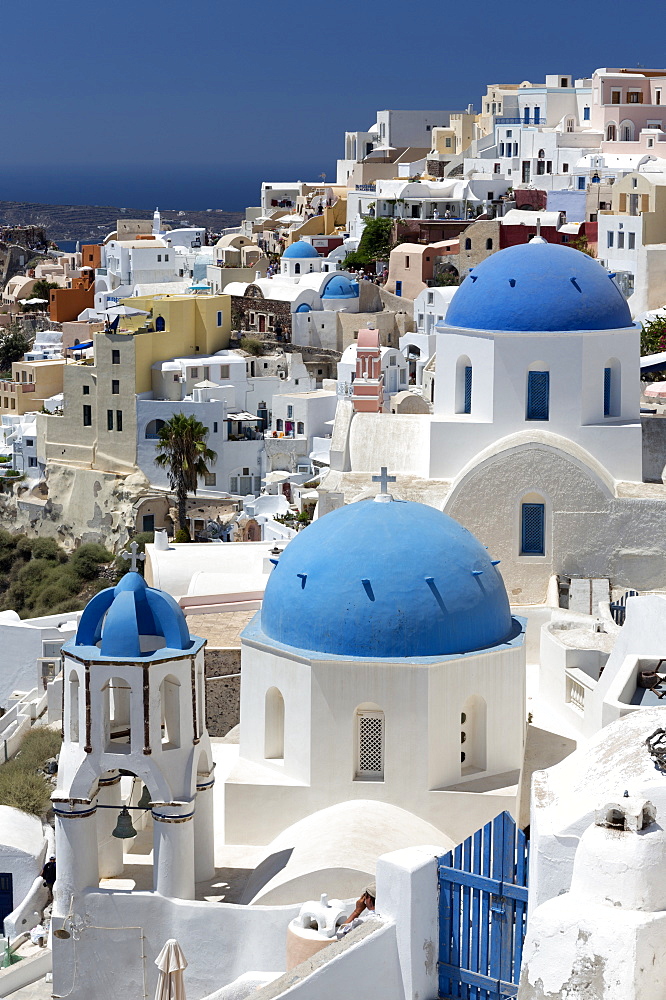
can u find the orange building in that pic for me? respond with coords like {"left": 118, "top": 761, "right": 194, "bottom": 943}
{"left": 49, "top": 276, "right": 94, "bottom": 323}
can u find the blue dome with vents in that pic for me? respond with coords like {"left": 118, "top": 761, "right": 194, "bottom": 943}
{"left": 446, "top": 240, "right": 633, "bottom": 333}
{"left": 259, "top": 498, "right": 515, "bottom": 658}
{"left": 283, "top": 241, "right": 321, "bottom": 259}
{"left": 322, "top": 275, "right": 359, "bottom": 299}
{"left": 69, "top": 572, "right": 193, "bottom": 659}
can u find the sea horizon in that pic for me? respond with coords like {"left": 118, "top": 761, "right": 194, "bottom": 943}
{"left": 0, "top": 160, "right": 335, "bottom": 215}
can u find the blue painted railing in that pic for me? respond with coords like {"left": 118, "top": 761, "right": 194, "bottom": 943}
{"left": 438, "top": 811, "right": 529, "bottom": 999}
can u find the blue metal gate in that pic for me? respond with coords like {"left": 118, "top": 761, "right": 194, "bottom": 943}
{"left": 438, "top": 812, "right": 529, "bottom": 999}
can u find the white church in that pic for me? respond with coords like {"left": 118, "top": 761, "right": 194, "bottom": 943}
{"left": 324, "top": 238, "right": 666, "bottom": 603}
{"left": 48, "top": 486, "right": 528, "bottom": 999}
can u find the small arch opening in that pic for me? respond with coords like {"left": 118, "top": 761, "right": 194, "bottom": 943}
{"left": 160, "top": 675, "right": 181, "bottom": 749}
{"left": 145, "top": 418, "right": 166, "bottom": 440}
{"left": 264, "top": 687, "right": 285, "bottom": 760}
{"left": 604, "top": 358, "right": 621, "bottom": 417}
{"left": 103, "top": 676, "right": 132, "bottom": 753}
{"left": 69, "top": 671, "right": 80, "bottom": 742}
{"left": 455, "top": 355, "right": 473, "bottom": 414}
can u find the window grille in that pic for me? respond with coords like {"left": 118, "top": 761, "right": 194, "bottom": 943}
{"left": 521, "top": 503, "right": 545, "bottom": 555}
{"left": 604, "top": 367, "right": 612, "bottom": 416}
{"left": 229, "top": 476, "right": 238, "bottom": 493}
{"left": 356, "top": 711, "right": 384, "bottom": 779}
{"left": 526, "top": 371, "right": 549, "bottom": 420}
{"left": 463, "top": 366, "right": 472, "bottom": 414}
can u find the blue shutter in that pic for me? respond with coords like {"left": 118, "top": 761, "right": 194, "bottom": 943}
{"left": 464, "top": 366, "right": 472, "bottom": 413}
{"left": 526, "top": 371, "right": 550, "bottom": 420}
{"left": 604, "top": 367, "right": 612, "bottom": 416}
{"left": 521, "top": 503, "right": 545, "bottom": 555}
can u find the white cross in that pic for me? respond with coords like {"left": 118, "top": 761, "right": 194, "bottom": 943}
{"left": 372, "top": 467, "right": 396, "bottom": 493}
{"left": 121, "top": 541, "right": 146, "bottom": 573}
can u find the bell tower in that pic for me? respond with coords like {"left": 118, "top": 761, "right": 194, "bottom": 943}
{"left": 52, "top": 572, "right": 214, "bottom": 919}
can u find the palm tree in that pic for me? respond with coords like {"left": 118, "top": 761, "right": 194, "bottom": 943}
{"left": 154, "top": 414, "right": 217, "bottom": 536}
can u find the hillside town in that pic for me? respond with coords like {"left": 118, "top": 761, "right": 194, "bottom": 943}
{"left": 2, "top": 64, "right": 666, "bottom": 1000}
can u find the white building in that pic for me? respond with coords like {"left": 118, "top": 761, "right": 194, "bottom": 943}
{"left": 137, "top": 350, "right": 318, "bottom": 496}
{"left": 221, "top": 494, "right": 526, "bottom": 881}
{"left": 270, "top": 388, "right": 337, "bottom": 444}
{"left": 323, "top": 239, "right": 666, "bottom": 604}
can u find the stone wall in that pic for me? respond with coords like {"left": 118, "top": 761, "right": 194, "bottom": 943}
{"left": 204, "top": 647, "right": 241, "bottom": 737}
{"left": 642, "top": 413, "right": 666, "bottom": 483}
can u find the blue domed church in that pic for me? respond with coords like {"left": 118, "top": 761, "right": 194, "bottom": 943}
{"left": 222, "top": 491, "right": 526, "bottom": 896}
{"left": 327, "top": 239, "right": 666, "bottom": 603}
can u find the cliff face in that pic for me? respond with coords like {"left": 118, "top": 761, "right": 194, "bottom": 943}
{"left": 0, "top": 464, "right": 154, "bottom": 553}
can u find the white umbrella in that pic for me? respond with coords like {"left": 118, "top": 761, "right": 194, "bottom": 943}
{"left": 105, "top": 305, "right": 150, "bottom": 317}
{"left": 154, "top": 939, "right": 187, "bottom": 1000}
{"left": 24, "top": 298, "right": 49, "bottom": 305}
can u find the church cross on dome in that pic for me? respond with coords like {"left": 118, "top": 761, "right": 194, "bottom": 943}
{"left": 372, "top": 467, "right": 396, "bottom": 495}
{"left": 121, "top": 541, "right": 146, "bottom": 573}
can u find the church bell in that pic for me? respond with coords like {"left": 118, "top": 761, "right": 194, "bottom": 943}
{"left": 112, "top": 806, "right": 137, "bottom": 839}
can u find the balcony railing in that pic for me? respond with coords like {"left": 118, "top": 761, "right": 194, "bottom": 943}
{"left": 495, "top": 117, "right": 542, "bottom": 126}
{"left": 356, "top": 184, "right": 377, "bottom": 192}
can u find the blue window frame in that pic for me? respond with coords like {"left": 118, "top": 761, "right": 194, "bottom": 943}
{"left": 584, "top": 106, "right": 590, "bottom": 121}
{"left": 578, "top": 176, "right": 586, "bottom": 190}
{"left": 523, "top": 107, "right": 530, "bottom": 124}
{"left": 463, "top": 366, "right": 472, "bottom": 413}
{"left": 521, "top": 503, "right": 545, "bottom": 555}
{"left": 533, "top": 108, "right": 541, "bottom": 124}
{"left": 604, "top": 367, "right": 612, "bottom": 416}
{"left": 395, "top": 280, "right": 402, "bottom": 297}
{"left": 526, "top": 371, "right": 550, "bottom": 420}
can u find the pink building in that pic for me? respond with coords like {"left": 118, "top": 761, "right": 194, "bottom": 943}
{"left": 590, "top": 68, "right": 666, "bottom": 150}
{"left": 352, "top": 328, "right": 384, "bottom": 413}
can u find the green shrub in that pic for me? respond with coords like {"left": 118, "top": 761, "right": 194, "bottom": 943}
{"left": 239, "top": 337, "right": 264, "bottom": 356}
{"left": 0, "top": 727, "right": 63, "bottom": 816}
{"left": 175, "top": 527, "right": 191, "bottom": 543}
{"left": 70, "top": 543, "right": 113, "bottom": 581}
{"left": 14, "top": 728, "right": 62, "bottom": 771}
{"left": 0, "top": 769, "right": 52, "bottom": 816}
{"left": 30, "top": 538, "right": 66, "bottom": 562}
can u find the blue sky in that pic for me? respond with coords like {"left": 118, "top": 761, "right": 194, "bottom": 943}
{"left": 2, "top": 0, "right": 666, "bottom": 210}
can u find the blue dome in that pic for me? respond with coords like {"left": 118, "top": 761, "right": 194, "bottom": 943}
{"left": 283, "top": 241, "right": 321, "bottom": 259}
{"left": 72, "top": 572, "right": 192, "bottom": 658}
{"left": 260, "top": 499, "right": 514, "bottom": 658}
{"left": 446, "top": 241, "right": 632, "bottom": 332}
{"left": 322, "top": 275, "right": 359, "bottom": 299}
{"left": 296, "top": 302, "right": 312, "bottom": 312}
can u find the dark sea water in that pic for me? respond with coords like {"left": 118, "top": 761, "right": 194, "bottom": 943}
{"left": 0, "top": 160, "right": 330, "bottom": 214}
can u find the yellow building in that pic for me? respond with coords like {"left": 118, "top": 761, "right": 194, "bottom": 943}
{"left": 41, "top": 292, "right": 232, "bottom": 475}
{"left": 117, "top": 292, "right": 232, "bottom": 393}
{"left": 0, "top": 359, "right": 66, "bottom": 416}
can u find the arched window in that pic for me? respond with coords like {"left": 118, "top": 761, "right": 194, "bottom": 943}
{"left": 520, "top": 493, "right": 546, "bottom": 556}
{"left": 155, "top": 315, "right": 165, "bottom": 332}
{"left": 526, "top": 366, "right": 550, "bottom": 420}
{"left": 604, "top": 358, "right": 621, "bottom": 417}
{"left": 145, "top": 418, "right": 165, "bottom": 439}
{"left": 297, "top": 421, "right": 304, "bottom": 434}
{"left": 537, "top": 148, "right": 545, "bottom": 159}
{"left": 606, "top": 123, "right": 617, "bottom": 141}
{"left": 620, "top": 120, "right": 634, "bottom": 142}
{"left": 294, "top": 263, "right": 301, "bottom": 275}
{"left": 455, "top": 355, "right": 473, "bottom": 414}
{"left": 486, "top": 238, "right": 493, "bottom": 250}
{"left": 460, "top": 695, "right": 487, "bottom": 773}
{"left": 160, "top": 675, "right": 181, "bottom": 749}
{"left": 355, "top": 704, "right": 384, "bottom": 781}
{"left": 103, "top": 676, "right": 132, "bottom": 753}
{"left": 264, "top": 687, "right": 285, "bottom": 760}
{"left": 464, "top": 238, "right": 472, "bottom": 251}
{"left": 69, "top": 671, "right": 79, "bottom": 742}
